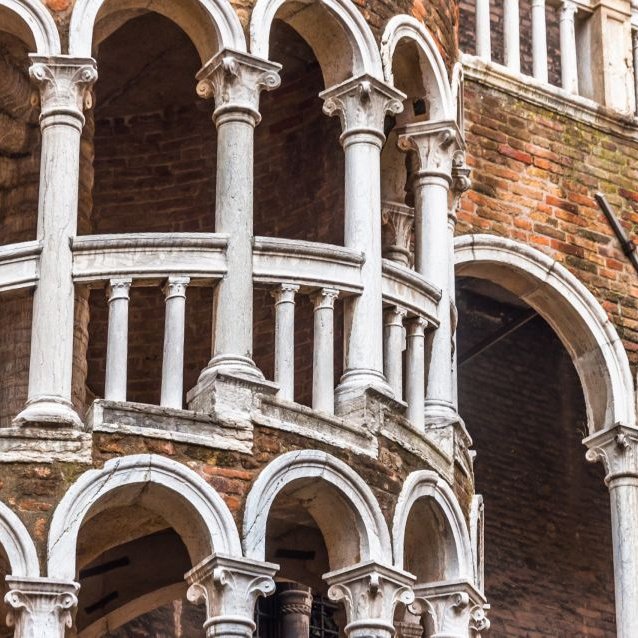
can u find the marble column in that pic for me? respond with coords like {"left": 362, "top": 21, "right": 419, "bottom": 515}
{"left": 503, "top": 0, "right": 521, "bottom": 73}
{"left": 531, "top": 0, "right": 549, "bottom": 83}
{"left": 321, "top": 76, "right": 405, "bottom": 405}
{"left": 194, "top": 51, "right": 280, "bottom": 386}
{"left": 405, "top": 317, "right": 427, "bottom": 428}
{"left": 272, "top": 284, "right": 299, "bottom": 401}
{"left": 312, "top": 288, "right": 339, "bottom": 414}
{"left": 585, "top": 424, "right": 638, "bottom": 638}
{"left": 186, "top": 554, "right": 278, "bottom": 638}
{"left": 384, "top": 306, "right": 407, "bottom": 400}
{"left": 633, "top": 27, "right": 638, "bottom": 116}
{"left": 104, "top": 278, "right": 132, "bottom": 402}
{"left": 14, "top": 56, "right": 97, "bottom": 428}
{"left": 5, "top": 577, "right": 80, "bottom": 638}
{"left": 278, "top": 581, "right": 313, "bottom": 638}
{"left": 475, "top": 0, "right": 492, "bottom": 61}
{"left": 560, "top": 0, "right": 579, "bottom": 94}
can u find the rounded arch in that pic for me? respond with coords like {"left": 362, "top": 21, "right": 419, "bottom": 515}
{"left": 0, "top": 500, "right": 39, "bottom": 578}
{"left": 380, "top": 15, "right": 453, "bottom": 120}
{"left": 249, "top": 0, "right": 383, "bottom": 85}
{"left": 0, "top": 0, "right": 61, "bottom": 55}
{"left": 455, "top": 234, "right": 635, "bottom": 435}
{"left": 392, "top": 470, "right": 472, "bottom": 581}
{"left": 68, "top": 0, "right": 245, "bottom": 62}
{"left": 243, "top": 450, "right": 391, "bottom": 566}
{"left": 48, "top": 454, "right": 242, "bottom": 581}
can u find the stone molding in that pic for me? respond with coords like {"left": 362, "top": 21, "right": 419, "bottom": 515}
{"left": 584, "top": 423, "right": 638, "bottom": 483}
{"left": 1, "top": 0, "right": 61, "bottom": 55}
{"left": 0, "top": 501, "right": 39, "bottom": 578}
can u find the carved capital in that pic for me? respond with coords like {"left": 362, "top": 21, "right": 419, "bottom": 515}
{"left": 320, "top": 75, "right": 405, "bottom": 144}
{"left": 312, "top": 288, "right": 340, "bottom": 311}
{"left": 271, "top": 283, "right": 300, "bottom": 305}
{"left": 29, "top": 55, "right": 97, "bottom": 127}
{"left": 382, "top": 201, "right": 414, "bottom": 266}
{"left": 278, "top": 583, "right": 313, "bottom": 617}
{"left": 196, "top": 49, "right": 281, "bottom": 126}
{"left": 584, "top": 424, "right": 638, "bottom": 483}
{"left": 324, "top": 561, "right": 415, "bottom": 638}
{"left": 560, "top": 0, "right": 578, "bottom": 19}
{"left": 106, "top": 278, "right": 132, "bottom": 303}
{"left": 397, "top": 120, "right": 465, "bottom": 184}
{"left": 406, "top": 316, "right": 428, "bottom": 338}
{"left": 5, "top": 577, "right": 80, "bottom": 638}
{"left": 186, "top": 554, "right": 278, "bottom": 637}
{"left": 163, "top": 276, "right": 190, "bottom": 300}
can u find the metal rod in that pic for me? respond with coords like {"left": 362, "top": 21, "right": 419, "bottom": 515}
{"left": 595, "top": 192, "right": 638, "bottom": 275}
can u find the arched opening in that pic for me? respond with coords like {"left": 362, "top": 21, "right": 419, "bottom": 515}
{"left": 456, "top": 239, "right": 619, "bottom": 634}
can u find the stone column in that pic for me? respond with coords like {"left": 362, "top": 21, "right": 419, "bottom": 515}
{"left": 161, "top": 276, "right": 190, "bottom": 409}
{"left": 272, "top": 284, "right": 299, "bottom": 401}
{"left": 5, "top": 577, "right": 80, "bottom": 638}
{"left": 560, "top": 0, "right": 579, "bottom": 94}
{"left": 384, "top": 306, "right": 407, "bottom": 400}
{"left": 475, "top": 0, "right": 492, "bottom": 61}
{"left": 14, "top": 56, "right": 97, "bottom": 428}
{"left": 194, "top": 51, "right": 281, "bottom": 386}
{"left": 104, "top": 278, "right": 132, "bottom": 402}
{"left": 321, "top": 76, "right": 405, "bottom": 405}
{"left": 531, "top": 0, "right": 549, "bottom": 83}
{"left": 186, "top": 554, "right": 278, "bottom": 638}
{"left": 381, "top": 202, "right": 414, "bottom": 267}
{"left": 585, "top": 424, "right": 638, "bottom": 638}
{"left": 278, "top": 582, "right": 313, "bottom": 638}
{"left": 405, "top": 317, "right": 427, "bottom": 428}
{"left": 323, "top": 561, "right": 414, "bottom": 638}
{"left": 397, "top": 122, "right": 464, "bottom": 424}
{"left": 503, "top": 0, "right": 521, "bottom": 73}
{"left": 633, "top": 27, "right": 638, "bottom": 116}
{"left": 312, "top": 288, "right": 339, "bottom": 414}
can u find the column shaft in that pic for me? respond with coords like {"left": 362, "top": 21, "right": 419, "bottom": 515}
{"left": 503, "top": 0, "right": 521, "bottom": 72}
{"left": 475, "top": 0, "right": 492, "bottom": 61}
{"left": 161, "top": 276, "right": 189, "bottom": 409}
{"left": 384, "top": 307, "right": 406, "bottom": 400}
{"left": 406, "top": 317, "right": 426, "bottom": 428}
{"left": 560, "top": 0, "right": 579, "bottom": 94}
{"left": 104, "top": 278, "right": 131, "bottom": 402}
{"left": 632, "top": 28, "right": 638, "bottom": 115}
{"left": 532, "top": 0, "right": 549, "bottom": 82}
{"left": 272, "top": 284, "right": 299, "bottom": 401}
{"left": 313, "top": 289, "right": 339, "bottom": 414}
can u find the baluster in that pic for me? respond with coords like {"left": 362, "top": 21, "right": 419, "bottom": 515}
{"left": 161, "top": 276, "right": 190, "bottom": 409}
{"left": 476, "top": 0, "right": 492, "bottom": 61}
{"left": 503, "top": 0, "right": 521, "bottom": 72}
{"left": 312, "top": 288, "right": 339, "bottom": 414}
{"left": 272, "top": 284, "right": 299, "bottom": 401}
{"left": 384, "top": 307, "right": 407, "bottom": 400}
{"left": 104, "top": 278, "right": 132, "bottom": 402}
{"left": 405, "top": 317, "right": 427, "bottom": 428}
{"left": 532, "top": 0, "right": 549, "bottom": 82}
{"left": 560, "top": 0, "right": 579, "bottom": 94}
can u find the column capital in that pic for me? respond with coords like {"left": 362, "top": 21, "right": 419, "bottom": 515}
{"left": 411, "top": 579, "right": 490, "bottom": 638}
{"left": 163, "top": 275, "right": 190, "bottom": 300}
{"left": 186, "top": 554, "right": 278, "bottom": 637}
{"left": 323, "top": 561, "right": 415, "bottom": 637}
{"left": 29, "top": 55, "right": 97, "bottom": 129}
{"left": 5, "top": 577, "right": 80, "bottom": 638}
{"left": 384, "top": 305, "right": 408, "bottom": 327}
{"left": 382, "top": 201, "right": 414, "bottom": 266}
{"left": 560, "top": 0, "right": 578, "bottom": 18}
{"left": 196, "top": 49, "right": 281, "bottom": 126}
{"left": 406, "top": 315, "right": 428, "bottom": 336}
{"left": 271, "top": 283, "right": 300, "bottom": 305}
{"left": 106, "top": 277, "right": 132, "bottom": 302}
{"left": 397, "top": 120, "right": 465, "bottom": 184}
{"left": 312, "top": 287, "right": 340, "bottom": 310}
{"left": 320, "top": 74, "right": 405, "bottom": 145}
{"left": 584, "top": 424, "right": 638, "bottom": 483}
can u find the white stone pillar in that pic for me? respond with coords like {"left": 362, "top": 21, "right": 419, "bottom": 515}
{"left": 405, "top": 317, "right": 427, "bottom": 428}
{"left": 161, "top": 276, "right": 190, "bottom": 409}
{"left": 14, "top": 56, "right": 97, "bottom": 428}
{"left": 585, "top": 425, "right": 638, "bottom": 638}
{"left": 398, "top": 122, "right": 464, "bottom": 424}
{"left": 312, "top": 288, "right": 339, "bottom": 414}
{"left": 503, "top": 0, "right": 521, "bottom": 73}
{"left": 384, "top": 307, "right": 407, "bottom": 400}
{"left": 321, "top": 76, "right": 405, "bottom": 405}
{"left": 323, "top": 561, "right": 414, "bottom": 638}
{"left": 186, "top": 554, "right": 277, "bottom": 638}
{"left": 5, "top": 577, "right": 80, "bottom": 638}
{"left": 104, "top": 278, "right": 132, "bottom": 402}
{"left": 272, "top": 284, "right": 299, "bottom": 401}
{"left": 632, "top": 27, "right": 638, "bottom": 115}
{"left": 560, "top": 0, "right": 579, "bottom": 94}
{"left": 194, "top": 51, "right": 280, "bottom": 385}
{"left": 532, "top": 0, "right": 549, "bottom": 83}
{"left": 475, "top": 0, "right": 492, "bottom": 61}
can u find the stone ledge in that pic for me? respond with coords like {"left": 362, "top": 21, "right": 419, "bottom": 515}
{"left": 0, "top": 427, "right": 92, "bottom": 463}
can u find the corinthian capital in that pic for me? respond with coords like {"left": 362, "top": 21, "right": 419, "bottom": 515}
{"left": 397, "top": 120, "right": 465, "bottom": 182}
{"left": 5, "top": 577, "right": 80, "bottom": 638}
{"left": 196, "top": 49, "right": 281, "bottom": 126}
{"left": 584, "top": 424, "right": 638, "bottom": 483}
{"left": 29, "top": 55, "right": 97, "bottom": 125}
{"left": 320, "top": 75, "right": 405, "bottom": 144}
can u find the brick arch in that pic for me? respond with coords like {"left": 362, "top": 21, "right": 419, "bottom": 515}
{"left": 0, "top": 0, "right": 60, "bottom": 54}
{"left": 455, "top": 233, "right": 635, "bottom": 435}
{"left": 68, "top": 0, "right": 245, "bottom": 62}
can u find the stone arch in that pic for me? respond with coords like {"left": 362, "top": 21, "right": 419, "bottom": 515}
{"left": 47, "top": 454, "right": 242, "bottom": 581}
{"left": 249, "top": 0, "right": 383, "bottom": 86}
{"left": 0, "top": 500, "right": 39, "bottom": 578}
{"left": 380, "top": 15, "right": 454, "bottom": 120}
{"left": 455, "top": 234, "right": 635, "bottom": 435}
{"left": 392, "top": 470, "right": 473, "bottom": 581}
{"left": 68, "top": 0, "right": 246, "bottom": 62}
{"left": 243, "top": 450, "right": 392, "bottom": 568}
{"left": 0, "top": 0, "right": 60, "bottom": 55}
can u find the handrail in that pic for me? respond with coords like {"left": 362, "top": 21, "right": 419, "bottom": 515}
{"left": 0, "top": 240, "right": 42, "bottom": 292}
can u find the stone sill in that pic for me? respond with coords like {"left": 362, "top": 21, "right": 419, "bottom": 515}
{"left": 462, "top": 54, "right": 638, "bottom": 141}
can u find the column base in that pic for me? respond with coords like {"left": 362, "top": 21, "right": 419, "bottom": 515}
{"left": 423, "top": 399, "right": 459, "bottom": 424}
{"left": 198, "top": 354, "right": 265, "bottom": 385}
{"left": 13, "top": 396, "right": 83, "bottom": 429}
{"left": 335, "top": 369, "right": 395, "bottom": 408}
